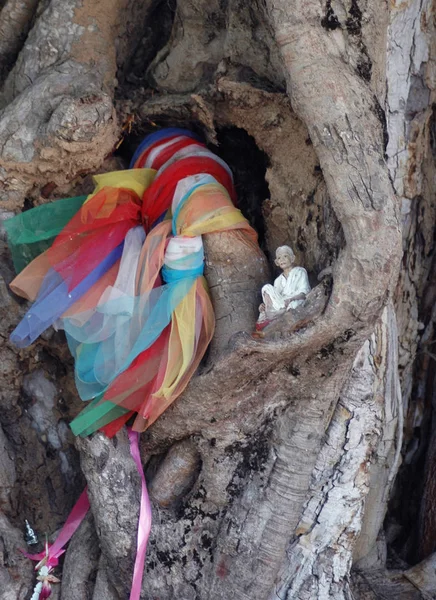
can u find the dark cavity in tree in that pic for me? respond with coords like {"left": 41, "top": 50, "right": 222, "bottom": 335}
{"left": 372, "top": 95, "right": 389, "bottom": 156}
{"left": 356, "top": 52, "right": 372, "bottom": 83}
{"left": 386, "top": 340, "right": 436, "bottom": 565}
{"left": 117, "top": 0, "right": 177, "bottom": 90}
{"left": 213, "top": 126, "right": 270, "bottom": 251}
{"left": 387, "top": 425, "right": 428, "bottom": 565}
{"left": 22, "top": 198, "right": 34, "bottom": 212}
{"left": 115, "top": 122, "right": 270, "bottom": 252}
{"left": 346, "top": 0, "right": 363, "bottom": 36}
{"left": 321, "top": 0, "right": 341, "bottom": 31}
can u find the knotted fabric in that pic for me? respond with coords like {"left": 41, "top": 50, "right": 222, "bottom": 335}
{"left": 5, "top": 129, "right": 258, "bottom": 437}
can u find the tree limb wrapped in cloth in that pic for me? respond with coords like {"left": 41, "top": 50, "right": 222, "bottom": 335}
{"left": 5, "top": 128, "right": 262, "bottom": 437}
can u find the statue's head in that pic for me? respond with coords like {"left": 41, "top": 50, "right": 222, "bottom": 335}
{"left": 275, "top": 245, "right": 295, "bottom": 270}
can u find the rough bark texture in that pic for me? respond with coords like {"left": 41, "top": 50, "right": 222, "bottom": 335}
{"left": 0, "top": 0, "right": 435, "bottom": 599}
{"left": 203, "top": 231, "right": 269, "bottom": 360}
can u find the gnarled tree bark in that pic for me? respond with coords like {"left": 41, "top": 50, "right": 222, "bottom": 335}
{"left": 0, "top": 0, "right": 434, "bottom": 599}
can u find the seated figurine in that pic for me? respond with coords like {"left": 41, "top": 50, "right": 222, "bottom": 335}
{"left": 257, "top": 245, "right": 311, "bottom": 326}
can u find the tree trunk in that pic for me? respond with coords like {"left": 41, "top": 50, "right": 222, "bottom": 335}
{"left": 0, "top": 0, "right": 435, "bottom": 599}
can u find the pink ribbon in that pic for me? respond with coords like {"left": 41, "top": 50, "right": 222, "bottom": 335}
{"left": 22, "top": 429, "right": 151, "bottom": 599}
{"left": 127, "top": 427, "right": 152, "bottom": 600}
{"left": 22, "top": 488, "right": 90, "bottom": 568}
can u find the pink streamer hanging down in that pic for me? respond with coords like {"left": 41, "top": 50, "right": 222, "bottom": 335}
{"left": 22, "top": 488, "right": 90, "bottom": 568}
{"left": 22, "top": 429, "right": 152, "bottom": 600}
{"left": 127, "top": 426, "right": 153, "bottom": 600}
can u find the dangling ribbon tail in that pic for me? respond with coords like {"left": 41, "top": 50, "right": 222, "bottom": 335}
{"left": 21, "top": 429, "right": 151, "bottom": 598}
{"left": 127, "top": 427, "right": 152, "bottom": 600}
{"left": 21, "top": 488, "right": 90, "bottom": 568}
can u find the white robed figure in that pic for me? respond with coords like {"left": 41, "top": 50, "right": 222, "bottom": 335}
{"left": 258, "top": 245, "right": 311, "bottom": 323}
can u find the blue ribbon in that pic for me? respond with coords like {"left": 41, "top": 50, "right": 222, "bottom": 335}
{"left": 11, "top": 243, "right": 124, "bottom": 347}
{"left": 129, "top": 128, "right": 201, "bottom": 168}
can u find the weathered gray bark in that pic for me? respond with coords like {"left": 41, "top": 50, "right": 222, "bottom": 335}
{"left": 204, "top": 231, "right": 269, "bottom": 360}
{"left": 272, "top": 303, "right": 400, "bottom": 599}
{"left": 0, "top": 0, "right": 39, "bottom": 80}
{"left": 0, "top": 0, "right": 158, "bottom": 208}
{"left": 60, "top": 513, "right": 100, "bottom": 600}
{"left": 0, "top": 0, "right": 434, "bottom": 599}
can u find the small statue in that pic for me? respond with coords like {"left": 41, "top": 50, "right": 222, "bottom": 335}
{"left": 257, "top": 245, "right": 311, "bottom": 327}
{"left": 24, "top": 520, "right": 39, "bottom": 546}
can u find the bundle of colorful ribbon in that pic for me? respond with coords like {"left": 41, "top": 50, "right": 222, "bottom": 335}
{"left": 5, "top": 128, "right": 259, "bottom": 438}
